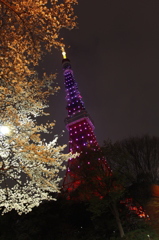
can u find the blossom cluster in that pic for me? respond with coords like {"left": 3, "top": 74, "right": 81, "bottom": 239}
{"left": 0, "top": 0, "right": 77, "bottom": 214}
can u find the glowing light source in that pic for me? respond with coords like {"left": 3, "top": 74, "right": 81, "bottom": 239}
{"left": 61, "top": 47, "right": 67, "bottom": 59}
{"left": 0, "top": 126, "right": 10, "bottom": 135}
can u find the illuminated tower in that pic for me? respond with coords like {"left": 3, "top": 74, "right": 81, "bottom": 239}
{"left": 62, "top": 49, "right": 109, "bottom": 193}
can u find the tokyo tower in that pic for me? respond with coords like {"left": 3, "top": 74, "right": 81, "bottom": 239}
{"left": 61, "top": 49, "right": 110, "bottom": 193}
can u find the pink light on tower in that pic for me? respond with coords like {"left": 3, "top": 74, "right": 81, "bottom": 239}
{"left": 61, "top": 48, "right": 110, "bottom": 193}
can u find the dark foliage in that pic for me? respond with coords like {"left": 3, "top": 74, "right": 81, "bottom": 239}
{"left": 0, "top": 135, "right": 159, "bottom": 239}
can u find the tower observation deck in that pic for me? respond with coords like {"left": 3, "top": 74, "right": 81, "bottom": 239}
{"left": 61, "top": 49, "right": 110, "bottom": 193}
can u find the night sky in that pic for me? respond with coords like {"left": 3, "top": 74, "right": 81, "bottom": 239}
{"left": 41, "top": 0, "right": 159, "bottom": 147}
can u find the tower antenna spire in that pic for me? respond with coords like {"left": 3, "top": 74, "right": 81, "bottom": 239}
{"left": 61, "top": 46, "right": 67, "bottom": 59}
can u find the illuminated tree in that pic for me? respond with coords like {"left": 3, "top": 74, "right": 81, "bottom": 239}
{"left": 0, "top": 0, "right": 77, "bottom": 214}
{"left": 0, "top": 0, "right": 77, "bottom": 82}
{"left": 0, "top": 73, "right": 75, "bottom": 215}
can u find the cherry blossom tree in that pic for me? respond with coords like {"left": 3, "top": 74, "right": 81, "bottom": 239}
{"left": 0, "top": 0, "right": 77, "bottom": 82}
{"left": 0, "top": 71, "right": 75, "bottom": 215}
{"left": 0, "top": 0, "right": 77, "bottom": 214}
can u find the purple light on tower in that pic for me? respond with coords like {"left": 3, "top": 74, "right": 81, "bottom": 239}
{"left": 61, "top": 48, "right": 109, "bottom": 193}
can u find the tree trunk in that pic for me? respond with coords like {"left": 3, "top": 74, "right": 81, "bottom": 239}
{"left": 112, "top": 202, "right": 125, "bottom": 238}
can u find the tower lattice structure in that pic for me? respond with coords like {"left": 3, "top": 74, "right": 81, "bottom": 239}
{"left": 61, "top": 50, "right": 148, "bottom": 219}
{"left": 62, "top": 50, "right": 110, "bottom": 193}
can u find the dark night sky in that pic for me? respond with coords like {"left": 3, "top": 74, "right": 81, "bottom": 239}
{"left": 41, "top": 0, "right": 159, "bottom": 146}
